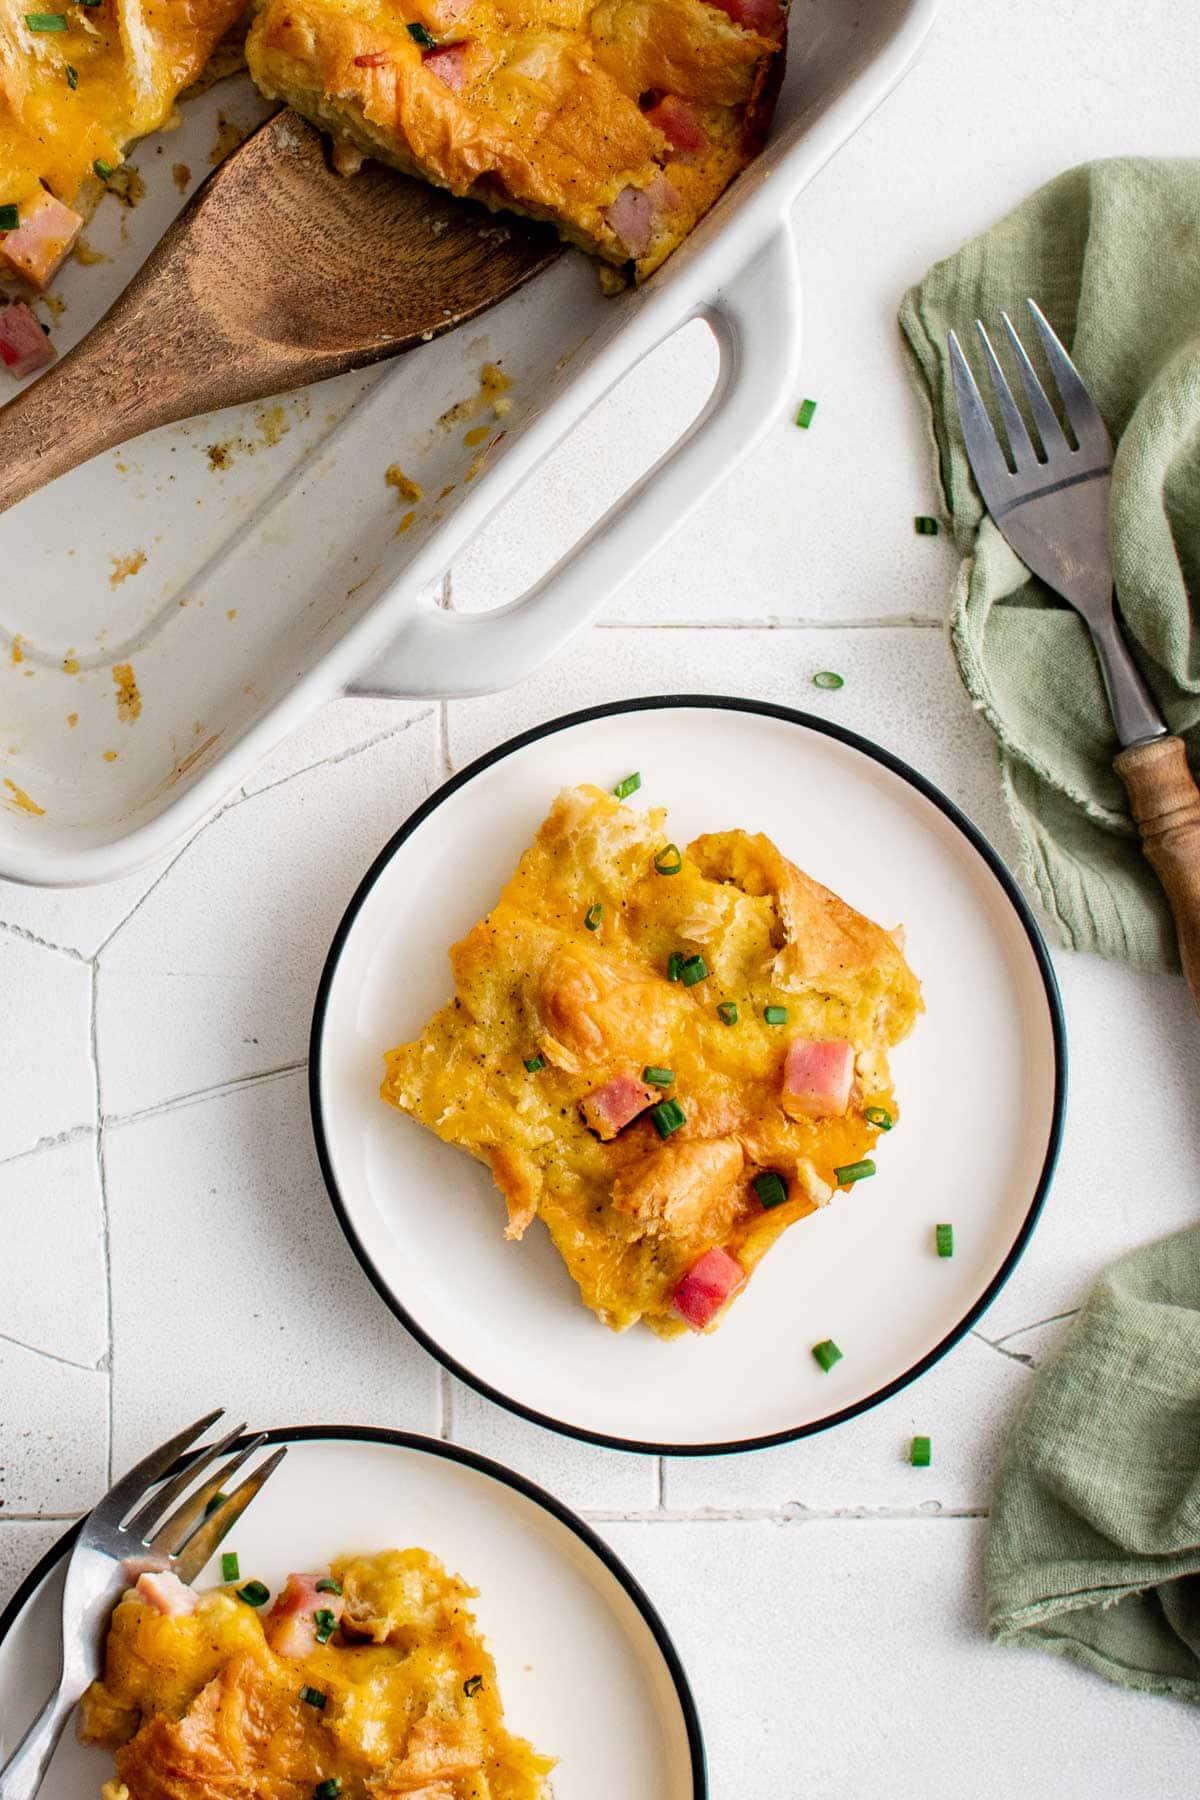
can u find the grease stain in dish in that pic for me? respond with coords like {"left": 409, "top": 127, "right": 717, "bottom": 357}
{"left": 209, "top": 112, "right": 250, "bottom": 165}
{"left": 63, "top": 651, "right": 79, "bottom": 674}
{"left": 385, "top": 465, "right": 423, "bottom": 504}
{"left": 395, "top": 509, "right": 417, "bottom": 536}
{"left": 10, "top": 635, "right": 23, "bottom": 666}
{"left": 67, "top": 712, "right": 78, "bottom": 728}
{"left": 103, "top": 749, "right": 119, "bottom": 763}
{"left": 73, "top": 237, "right": 110, "bottom": 267}
{"left": 2, "top": 778, "right": 44, "bottom": 816}
{"left": 172, "top": 162, "right": 192, "bottom": 193}
{"left": 112, "top": 663, "right": 142, "bottom": 723}
{"left": 110, "top": 550, "right": 147, "bottom": 587}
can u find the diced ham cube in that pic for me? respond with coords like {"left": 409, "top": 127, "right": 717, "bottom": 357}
{"left": 581, "top": 1074, "right": 656, "bottom": 1140}
{"left": 0, "top": 302, "right": 54, "bottom": 379}
{"left": 265, "top": 1573, "right": 344, "bottom": 1658}
{"left": 422, "top": 41, "right": 471, "bottom": 89}
{"left": 781, "top": 1038, "right": 855, "bottom": 1120}
{"left": 134, "top": 1570, "right": 199, "bottom": 1617}
{"left": 672, "top": 1247, "right": 746, "bottom": 1331}
{"left": 604, "top": 175, "right": 680, "bottom": 258}
{"left": 0, "top": 187, "right": 82, "bottom": 291}
{"left": 645, "top": 95, "right": 707, "bottom": 159}
{"left": 703, "top": 0, "right": 782, "bottom": 32}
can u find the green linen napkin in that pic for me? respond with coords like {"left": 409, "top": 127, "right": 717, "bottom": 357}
{"left": 988, "top": 1223, "right": 1200, "bottom": 1700}
{"left": 900, "top": 157, "right": 1200, "bottom": 972}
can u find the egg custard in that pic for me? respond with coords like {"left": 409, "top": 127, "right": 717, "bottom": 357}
{"left": 245, "top": 0, "right": 787, "bottom": 280}
{"left": 79, "top": 1550, "right": 555, "bottom": 1800}
{"left": 381, "top": 784, "right": 923, "bottom": 1337}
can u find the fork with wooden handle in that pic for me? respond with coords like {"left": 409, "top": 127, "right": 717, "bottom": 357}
{"left": 0, "top": 1410, "right": 285, "bottom": 1800}
{"left": 949, "top": 298, "right": 1200, "bottom": 1013}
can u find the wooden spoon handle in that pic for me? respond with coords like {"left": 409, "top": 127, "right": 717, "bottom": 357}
{"left": 1114, "top": 734, "right": 1200, "bottom": 1012}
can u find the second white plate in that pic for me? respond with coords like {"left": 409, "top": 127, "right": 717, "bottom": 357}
{"left": 310, "top": 698, "right": 1065, "bottom": 1454}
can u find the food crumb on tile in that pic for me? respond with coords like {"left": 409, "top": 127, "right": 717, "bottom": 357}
{"left": 2, "top": 777, "right": 44, "bottom": 815}
{"left": 110, "top": 550, "right": 147, "bottom": 587}
{"left": 172, "top": 162, "right": 192, "bottom": 193}
{"left": 112, "top": 662, "right": 141, "bottom": 723}
{"left": 385, "top": 464, "right": 424, "bottom": 504}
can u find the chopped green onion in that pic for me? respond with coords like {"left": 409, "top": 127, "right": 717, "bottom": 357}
{"left": 613, "top": 771, "right": 641, "bottom": 800}
{"left": 716, "top": 1001, "right": 738, "bottom": 1025}
{"left": 204, "top": 1491, "right": 229, "bottom": 1518}
{"left": 313, "top": 1608, "right": 338, "bottom": 1644}
{"left": 236, "top": 1580, "right": 270, "bottom": 1607}
{"left": 752, "top": 1171, "right": 787, "bottom": 1210}
{"left": 667, "top": 951, "right": 684, "bottom": 981}
{"left": 584, "top": 903, "right": 603, "bottom": 931}
{"left": 914, "top": 515, "right": 939, "bottom": 535}
{"left": 315, "top": 1577, "right": 343, "bottom": 1595}
{"left": 65, "top": 62, "right": 78, "bottom": 86}
{"left": 221, "top": 1551, "right": 240, "bottom": 1583}
{"left": 523, "top": 1054, "right": 545, "bottom": 1073}
{"left": 812, "top": 670, "right": 844, "bottom": 690}
{"left": 811, "top": 1338, "right": 842, "bottom": 1372}
{"left": 653, "top": 843, "right": 682, "bottom": 875}
{"left": 795, "top": 397, "right": 817, "bottom": 429}
{"left": 650, "top": 1098, "right": 685, "bottom": 1139}
{"left": 25, "top": 13, "right": 68, "bottom": 30}
{"left": 680, "top": 954, "right": 708, "bottom": 987}
{"left": 935, "top": 1222, "right": 954, "bottom": 1258}
{"left": 301, "top": 1686, "right": 327, "bottom": 1710}
{"left": 93, "top": 158, "right": 115, "bottom": 179}
{"left": 911, "top": 1435, "right": 931, "bottom": 1467}
{"left": 864, "top": 1105, "right": 892, "bottom": 1130}
{"left": 834, "top": 1158, "right": 875, "bottom": 1186}
{"left": 0, "top": 205, "right": 19, "bottom": 231}
{"left": 315, "top": 1781, "right": 342, "bottom": 1800}
{"left": 643, "top": 1065, "right": 674, "bottom": 1087}
{"left": 763, "top": 1005, "right": 788, "bottom": 1026}
{"left": 463, "top": 1674, "right": 484, "bottom": 1697}
{"left": 406, "top": 20, "right": 436, "bottom": 44}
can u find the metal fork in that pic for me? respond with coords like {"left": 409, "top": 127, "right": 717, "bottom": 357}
{"left": 0, "top": 1410, "right": 286, "bottom": 1800}
{"left": 951, "top": 299, "right": 1200, "bottom": 1013}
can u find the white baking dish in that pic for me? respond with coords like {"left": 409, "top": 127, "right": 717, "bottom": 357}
{"left": 0, "top": 0, "right": 938, "bottom": 885}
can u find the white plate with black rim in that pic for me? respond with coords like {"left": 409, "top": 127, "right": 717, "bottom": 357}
{"left": 0, "top": 1427, "right": 704, "bottom": 1800}
{"left": 309, "top": 697, "right": 1066, "bottom": 1455}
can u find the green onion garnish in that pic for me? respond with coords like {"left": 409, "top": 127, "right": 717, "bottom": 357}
{"left": 935, "top": 1222, "right": 954, "bottom": 1258}
{"left": 613, "top": 772, "right": 641, "bottom": 800}
{"left": 315, "top": 1782, "right": 342, "bottom": 1800}
{"left": 864, "top": 1105, "right": 892, "bottom": 1130}
{"left": 313, "top": 1607, "right": 338, "bottom": 1644}
{"left": 65, "top": 62, "right": 77, "bottom": 86}
{"left": 667, "top": 951, "right": 683, "bottom": 981}
{"left": 25, "top": 13, "right": 68, "bottom": 30}
{"left": 795, "top": 397, "right": 817, "bottom": 429}
{"left": 834, "top": 1158, "right": 875, "bottom": 1185}
{"left": 752, "top": 1171, "right": 787, "bottom": 1210}
{"left": 763, "top": 1005, "right": 788, "bottom": 1026}
{"left": 716, "top": 1001, "right": 738, "bottom": 1025}
{"left": 649, "top": 1098, "right": 685, "bottom": 1139}
{"left": 221, "top": 1551, "right": 240, "bottom": 1583}
{"left": 653, "top": 844, "right": 682, "bottom": 875}
{"left": 0, "top": 205, "right": 19, "bottom": 231}
{"left": 812, "top": 670, "right": 844, "bottom": 690}
{"left": 911, "top": 1435, "right": 931, "bottom": 1467}
{"left": 236, "top": 1580, "right": 270, "bottom": 1606}
{"left": 585, "top": 903, "right": 603, "bottom": 931}
{"left": 463, "top": 1674, "right": 484, "bottom": 1697}
{"left": 93, "top": 158, "right": 115, "bottom": 179}
{"left": 811, "top": 1338, "right": 842, "bottom": 1372}
{"left": 523, "top": 1054, "right": 545, "bottom": 1073}
{"left": 406, "top": 20, "right": 436, "bottom": 44}
{"left": 301, "top": 1686, "right": 327, "bottom": 1710}
{"left": 914, "top": 515, "right": 939, "bottom": 535}
{"left": 680, "top": 955, "right": 707, "bottom": 987}
{"left": 643, "top": 1065, "right": 673, "bottom": 1086}
{"left": 204, "top": 1491, "right": 229, "bottom": 1518}
{"left": 315, "top": 1577, "right": 343, "bottom": 1595}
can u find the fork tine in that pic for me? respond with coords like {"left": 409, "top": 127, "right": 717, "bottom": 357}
{"left": 948, "top": 330, "right": 1011, "bottom": 503}
{"left": 1025, "top": 299, "right": 1113, "bottom": 462}
{"left": 123, "top": 1419, "right": 247, "bottom": 1542}
{"left": 171, "top": 1446, "right": 289, "bottom": 1585}
{"left": 147, "top": 1430, "right": 268, "bottom": 1557}
{"left": 974, "top": 322, "right": 1038, "bottom": 472}
{"left": 95, "top": 1410, "right": 225, "bottom": 1522}
{"left": 999, "top": 310, "right": 1072, "bottom": 460}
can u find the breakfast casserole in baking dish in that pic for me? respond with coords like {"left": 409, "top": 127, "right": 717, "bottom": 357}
{"left": 381, "top": 784, "right": 923, "bottom": 1337}
{"left": 80, "top": 1549, "right": 555, "bottom": 1800}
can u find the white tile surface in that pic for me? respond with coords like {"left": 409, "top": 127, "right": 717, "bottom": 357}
{"left": 5, "top": 5, "right": 1200, "bottom": 1790}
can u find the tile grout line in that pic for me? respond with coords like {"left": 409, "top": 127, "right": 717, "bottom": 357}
{"left": 88, "top": 962, "right": 115, "bottom": 1486}
{"left": 0, "top": 919, "right": 89, "bottom": 963}
{"left": 582, "top": 1506, "right": 990, "bottom": 1523}
{"left": 103, "top": 1061, "right": 308, "bottom": 1133}
{"left": 436, "top": 701, "right": 453, "bottom": 779}
{"left": 594, "top": 615, "right": 945, "bottom": 632}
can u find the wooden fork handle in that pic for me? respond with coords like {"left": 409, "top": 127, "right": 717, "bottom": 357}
{"left": 1115, "top": 734, "right": 1200, "bottom": 1013}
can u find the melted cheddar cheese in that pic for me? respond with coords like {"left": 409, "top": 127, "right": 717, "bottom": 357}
{"left": 79, "top": 1550, "right": 555, "bottom": 1800}
{"left": 382, "top": 785, "right": 923, "bottom": 1337}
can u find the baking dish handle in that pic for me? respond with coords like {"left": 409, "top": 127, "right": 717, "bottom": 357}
{"left": 349, "top": 221, "right": 802, "bottom": 701}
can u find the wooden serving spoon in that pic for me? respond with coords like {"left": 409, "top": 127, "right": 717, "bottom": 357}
{"left": 0, "top": 109, "right": 563, "bottom": 517}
